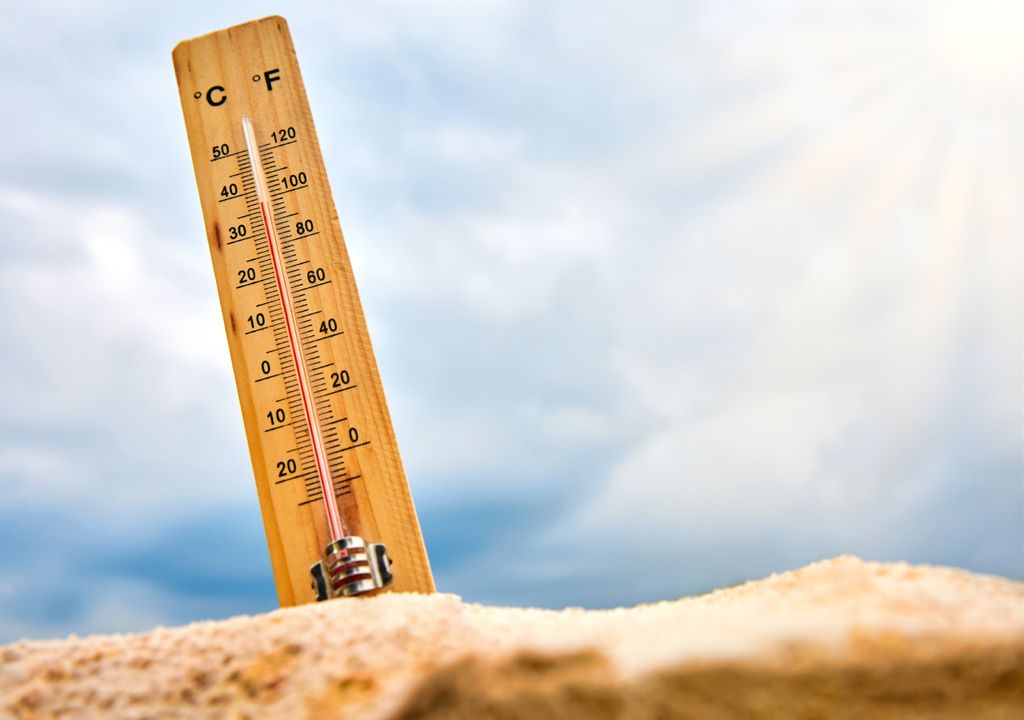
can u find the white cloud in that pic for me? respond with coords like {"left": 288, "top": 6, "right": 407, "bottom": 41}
{"left": 383, "top": 0, "right": 1023, "bottom": 604}
{"left": 0, "top": 187, "right": 246, "bottom": 523}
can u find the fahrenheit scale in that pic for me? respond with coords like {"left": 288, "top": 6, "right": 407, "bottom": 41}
{"left": 172, "top": 16, "right": 434, "bottom": 604}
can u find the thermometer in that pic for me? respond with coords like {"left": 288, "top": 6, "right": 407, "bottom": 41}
{"left": 172, "top": 16, "right": 434, "bottom": 604}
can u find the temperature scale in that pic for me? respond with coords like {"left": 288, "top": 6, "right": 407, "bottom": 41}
{"left": 172, "top": 16, "right": 434, "bottom": 604}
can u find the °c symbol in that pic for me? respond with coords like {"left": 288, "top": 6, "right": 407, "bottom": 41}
{"left": 193, "top": 91, "right": 202, "bottom": 99}
{"left": 205, "top": 85, "right": 227, "bottom": 106}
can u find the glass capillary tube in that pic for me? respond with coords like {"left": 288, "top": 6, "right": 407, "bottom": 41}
{"left": 241, "top": 115, "right": 347, "bottom": 543}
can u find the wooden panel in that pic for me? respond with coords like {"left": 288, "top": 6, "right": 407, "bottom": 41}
{"left": 173, "top": 16, "right": 434, "bottom": 604}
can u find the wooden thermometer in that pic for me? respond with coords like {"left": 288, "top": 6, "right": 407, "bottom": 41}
{"left": 172, "top": 16, "right": 434, "bottom": 605}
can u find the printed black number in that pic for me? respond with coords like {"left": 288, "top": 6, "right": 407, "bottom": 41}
{"left": 280, "top": 172, "right": 307, "bottom": 189}
{"left": 295, "top": 219, "right": 314, "bottom": 235}
{"left": 237, "top": 267, "right": 257, "bottom": 285}
{"left": 271, "top": 127, "right": 296, "bottom": 143}
{"left": 306, "top": 268, "right": 327, "bottom": 284}
{"left": 348, "top": 427, "right": 360, "bottom": 443}
{"left": 319, "top": 318, "right": 338, "bottom": 334}
{"left": 228, "top": 224, "right": 247, "bottom": 239}
{"left": 267, "top": 408, "right": 286, "bottom": 425}
{"left": 331, "top": 370, "right": 351, "bottom": 388}
{"left": 247, "top": 313, "right": 265, "bottom": 329}
{"left": 260, "top": 360, "right": 272, "bottom": 375}
{"left": 220, "top": 183, "right": 239, "bottom": 198}
{"left": 276, "top": 459, "right": 297, "bottom": 477}
{"left": 211, "top": 143, "right": 229, "bottom": 160}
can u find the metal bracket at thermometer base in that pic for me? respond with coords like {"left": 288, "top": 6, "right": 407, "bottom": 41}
{"left": 311, "top": 536, "right": 394, "bottom": 600}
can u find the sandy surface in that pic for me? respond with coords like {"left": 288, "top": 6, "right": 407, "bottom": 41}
{"left": 2, "top": 556, "right": 1022, "bottom": 718}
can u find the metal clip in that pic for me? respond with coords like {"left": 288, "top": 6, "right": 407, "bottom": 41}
{"left": 311, "top": 536, "right": 393, "bottom": 600}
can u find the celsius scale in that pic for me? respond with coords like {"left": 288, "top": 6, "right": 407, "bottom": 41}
{"left": 172, "top": 16, "right": 434, "bottom": 605}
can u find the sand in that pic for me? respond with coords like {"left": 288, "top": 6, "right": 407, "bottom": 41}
{"left": 2, "top": 556, "right": 1022, "bottom": 719}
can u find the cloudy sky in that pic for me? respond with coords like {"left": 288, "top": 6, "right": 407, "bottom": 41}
{"left": 0, "top": 0, "right": 1020, "bottom": 641}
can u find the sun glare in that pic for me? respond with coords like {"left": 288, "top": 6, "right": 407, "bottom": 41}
{"left": 929, "top": 0, "right": 1023, "bottom": 87}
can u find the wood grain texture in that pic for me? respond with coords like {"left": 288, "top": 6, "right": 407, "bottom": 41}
{"left": 172, "top": 16, "right": 434, "bottom": 605}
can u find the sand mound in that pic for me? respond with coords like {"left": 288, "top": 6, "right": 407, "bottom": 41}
{"left": 2, "top": 556, "right": 1022, "bottom": 718}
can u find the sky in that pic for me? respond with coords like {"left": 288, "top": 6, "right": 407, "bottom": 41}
{"left": 0, "top": 0, "right": 1021, "bottom": 641}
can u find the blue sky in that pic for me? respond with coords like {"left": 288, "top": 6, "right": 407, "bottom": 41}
{"left": 0, "top": 0, "right": 1021, "bottom": 641}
